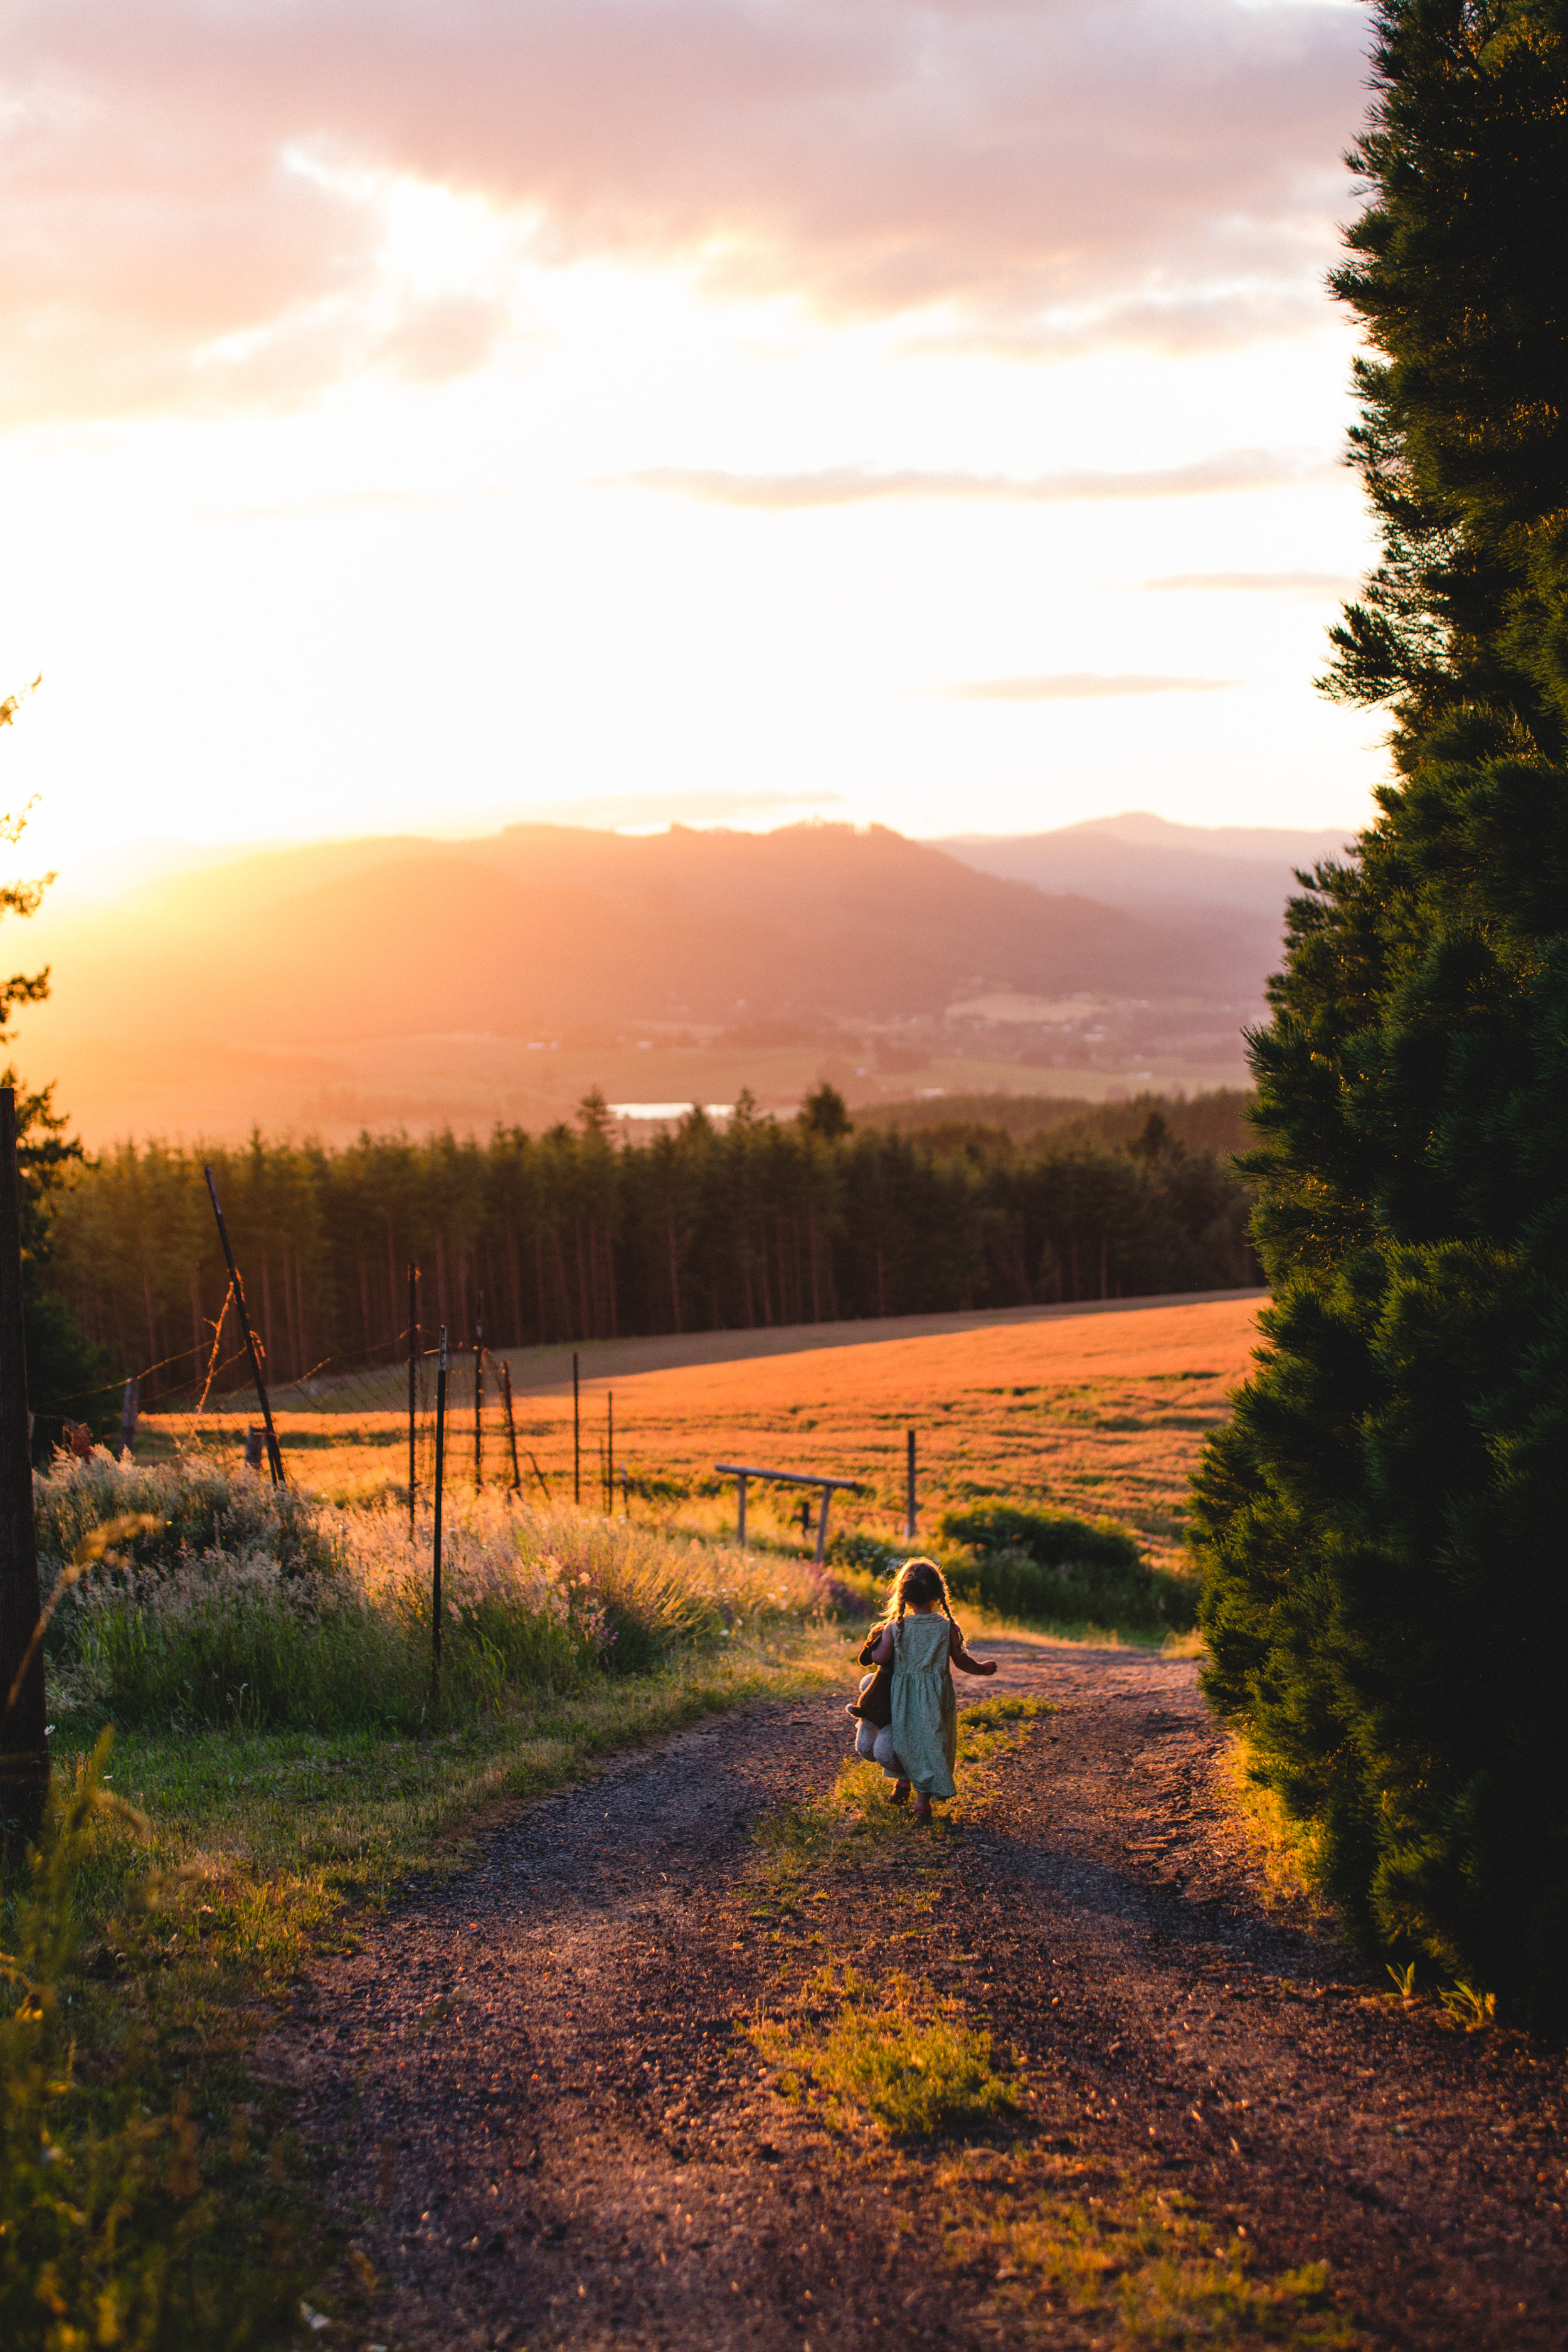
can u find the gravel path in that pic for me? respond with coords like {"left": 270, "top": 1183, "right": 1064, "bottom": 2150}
{"left": 262, "top": 1640, "right": 1566, "bottom": 2348}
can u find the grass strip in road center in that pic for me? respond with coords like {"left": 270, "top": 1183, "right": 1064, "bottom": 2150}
{"left": 756, "top": 1964, "right": 1017, "bottom": 2137}
{"left": 751, "top": 1692, "right": 1056, "bottom": 1900}
{"left": 736, "top": 1696, "right": 1364, "bottom": 2348}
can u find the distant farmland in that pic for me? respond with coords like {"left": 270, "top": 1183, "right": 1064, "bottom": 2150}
{"left": 155, "top": 1293, "right": 1264, "bottom": 1569}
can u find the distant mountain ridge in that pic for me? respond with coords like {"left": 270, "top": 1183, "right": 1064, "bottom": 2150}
{"left": 939, "top": 809, "right": 1358, "bottom": 921}
{"left": 28, "top": 819, "right": 1277, "bottom": 1042}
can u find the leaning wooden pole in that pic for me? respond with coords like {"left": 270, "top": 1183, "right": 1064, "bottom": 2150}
{"left": 203, "top": 1165, "right": 284, "bottom": 1485}
{"left": 0, "top": 1088, "right": 46, "bottom": 1847}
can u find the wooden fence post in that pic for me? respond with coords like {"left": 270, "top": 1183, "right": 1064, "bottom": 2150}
{"left": 573, "top": 1350, "right": 581, "bottom": 1505}
{"left": 0, "top": 1087, "right": 46, "bottom": 1846}
{"left": 815, "top": 1481, "right": 834, "bottom": 1565}
{"left": 119, "top": 1374, "right": 140, "bottom": 1461}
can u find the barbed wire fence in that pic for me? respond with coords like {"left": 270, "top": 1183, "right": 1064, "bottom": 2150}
{"left": 33, "top": 1173, "right": 919, "bottom": 1559}
{"left": 36, "top": 1254, "right": 640, "bottom": 1517}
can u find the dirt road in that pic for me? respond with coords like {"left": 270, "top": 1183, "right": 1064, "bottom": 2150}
{"left": 265, "top": 1639, "right": 1565, "bottom": 2348}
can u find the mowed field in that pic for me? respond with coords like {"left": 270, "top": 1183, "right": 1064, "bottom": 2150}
{"left": 152, "top": 1293, "right": 1266, "bottom": 1568}
{"left": 552, "top": 1293, "right": 1264, "bottom": 1564}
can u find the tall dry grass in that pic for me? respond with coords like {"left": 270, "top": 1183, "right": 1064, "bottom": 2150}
{"left": 36, "top": 1454, "right": 830, "bottom": 1734}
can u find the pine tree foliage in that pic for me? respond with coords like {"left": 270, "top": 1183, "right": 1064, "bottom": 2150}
{"left": 1192, "top": 1, "right": 1568, "bottom": 2022}
{"left": 0, "top": 684, "right": 110, "bottom": 1451}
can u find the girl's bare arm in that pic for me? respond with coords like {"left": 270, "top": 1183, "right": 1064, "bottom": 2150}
{"left": 868, "top": 1624, "right": 896, "bottom": 1665}
{"left": 949, "top": 1623, "right": 998, "bottom": 1677}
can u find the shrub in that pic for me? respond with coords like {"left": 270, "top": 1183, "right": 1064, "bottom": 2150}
{"left": 35, "top": 1452, "right": 333, "bottom": 1606}
{"left": 938, "top": 1505, "right": 1196, "bottom": 1633}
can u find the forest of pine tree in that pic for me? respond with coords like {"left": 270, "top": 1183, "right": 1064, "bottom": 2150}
{"left": 40, "top": 1088, "right": 1256, "bottom": 1429}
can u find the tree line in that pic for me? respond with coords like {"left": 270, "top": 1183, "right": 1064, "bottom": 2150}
{"left": 40, "top": 1087, "right": 1258, "bottom": 1415}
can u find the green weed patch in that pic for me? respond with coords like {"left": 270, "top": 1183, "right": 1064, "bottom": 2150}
{"left": 936, "top": 2149, "right": 1358, "bottom": 2346}
{"left": 755, "top": 1965, "right": 1017, "bottom": 2138}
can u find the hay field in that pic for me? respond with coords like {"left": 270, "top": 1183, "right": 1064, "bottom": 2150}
{"left": 154, "top": 1295, "right": 1263, "bottom": 1567}
{"left": 556, "top": 1293, "right": 1262, "bottom": 1565}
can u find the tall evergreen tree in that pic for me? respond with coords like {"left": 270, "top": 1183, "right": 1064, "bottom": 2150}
{"left": 0, "top": 683, "right": 111, "bottom": 1451}
{"left": 1192, "top": 0, "right": 1568, "bottom": 2021}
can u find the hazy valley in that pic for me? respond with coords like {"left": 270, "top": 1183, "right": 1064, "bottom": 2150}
{"left": 21, "top": 810, "right": 1349, "bottom": 1143}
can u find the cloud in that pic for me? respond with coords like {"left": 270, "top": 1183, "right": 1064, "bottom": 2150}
{"left": 0, "top": 0, "right": 1369, "bottom": 423}
{"left": 1139, "top": 569, "right": 1357, "bottom": 594}
{"left": 612, "top": 450, "right": 1337, "bottom": 509}
{"left": 938, "top": 674, "right": 1241, "bottom": 700}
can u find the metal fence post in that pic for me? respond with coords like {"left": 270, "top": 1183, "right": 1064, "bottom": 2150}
{"left": 407, "top": 1260, "right": 419, "bottom": 1539}
{"left": 474, "top": 1290, "right": 485, "bottom": 1494}
{"left": 500, "top": 1358, "right": 522, "bottom": 1494}
{"left": 906, "top": 1426, "right": 917, "bottom": 1544}
{"left": 432, "top": 1325, "right": 447, "bottom": 1702}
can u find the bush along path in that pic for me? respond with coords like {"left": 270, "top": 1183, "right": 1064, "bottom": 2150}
{"left": 263, "top": 1641, "right": 1567, "bottom": 2350}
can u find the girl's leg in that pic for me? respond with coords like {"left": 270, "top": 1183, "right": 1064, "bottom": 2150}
{"left": 913, "top": 1792, "right": 933, "bottom": 1823}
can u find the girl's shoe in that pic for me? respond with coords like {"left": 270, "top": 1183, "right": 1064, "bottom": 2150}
{"left": 889, "top": 1779, "right": 910, "bottom": 1805}
{"left": 913, "top": 1796, "right": 933, "bottom": 1825}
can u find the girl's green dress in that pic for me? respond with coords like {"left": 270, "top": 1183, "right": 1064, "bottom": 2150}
{"left": 891, "top": 1613, "right": 958, "bottom": 1800}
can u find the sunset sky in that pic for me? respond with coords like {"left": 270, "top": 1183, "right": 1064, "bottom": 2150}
{"left": 0, "top": 0, "right": 1385, "bottom": 887}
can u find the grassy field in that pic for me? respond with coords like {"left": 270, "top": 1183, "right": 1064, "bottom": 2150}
{"left": 145, "top": 1293, "right": 1264, "bottom": 1571}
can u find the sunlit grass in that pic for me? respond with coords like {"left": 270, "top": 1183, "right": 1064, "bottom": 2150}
{"left": 937, "top": 2150, "right": 1359, "bottom": 2346}
{"left": 1212, "top": 1733, "right": 1325, "bottom": 1916}
{"left": 755, "top": 1965, "right": 1017, "bottom": 2137}
{"left": 50, "top": 1623, "right": 850, "bottom": 1989}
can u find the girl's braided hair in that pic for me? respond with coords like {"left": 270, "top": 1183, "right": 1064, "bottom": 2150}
{"left": 892, "top": 1555, "right": 956, "bottom": 1625}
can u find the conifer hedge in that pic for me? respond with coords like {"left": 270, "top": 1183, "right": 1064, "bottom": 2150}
{"left": 1192, "top": 0, "right": 1568, "bottom": 2023}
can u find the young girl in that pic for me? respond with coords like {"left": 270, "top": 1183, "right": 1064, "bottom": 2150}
{"left": 853, "top": 1558, "right": 996, "bottom": 1822}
